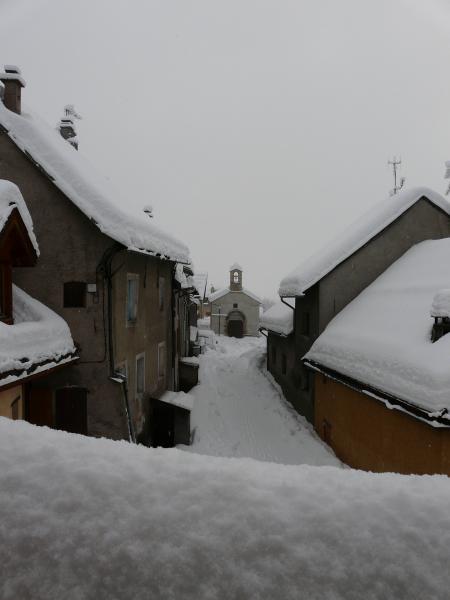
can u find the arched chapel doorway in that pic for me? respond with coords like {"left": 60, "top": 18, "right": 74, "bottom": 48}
{"left": 227, "top": 310, "right": 245, "bottom": 338}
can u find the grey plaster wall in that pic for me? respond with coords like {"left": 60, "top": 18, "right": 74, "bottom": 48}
{"left": 318, "top": 199, "right": 450, "bottom": 331}
{"left": 111, "top": 252, "right": 174, "bottom": 439}
{"left": 1, "top": 130, "right": 175, "bottom": 441}
{"left": 287, "top": 198, "right": 450, "bottom": 424}
{"left": 210, "top": 290, "right": 260, "bottom": 336}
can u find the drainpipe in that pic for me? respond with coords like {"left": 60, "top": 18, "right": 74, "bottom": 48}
{"left": 280, "top": 297, "right": 295, "bottom": 310}
{"left": 97, "top": 243, "right": 136, "bottom": 444}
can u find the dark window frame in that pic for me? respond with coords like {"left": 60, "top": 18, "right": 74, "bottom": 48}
{"left": 63, "top": 281, "right": 87, "bottom": 308}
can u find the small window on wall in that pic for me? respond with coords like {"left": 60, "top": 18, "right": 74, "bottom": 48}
{"left": 158, "top": 342, "right": 166, "bottom": 380}
{"left": 159, "top": 277, "right": 165, "bottom": 311}
{"left": 282, "top": 354, "right": 287, "bottom": 375}
{"left": 64, "top": 282, "right": 86, "bottom": 308}
{"left": 127, "top": 274, "right": 139, "bottom": 324}
{"left": 136, "top": 354, "right": 145, "bottom": 397}
{"left": 233, "top": 303, "right": 238, "bottom": 309}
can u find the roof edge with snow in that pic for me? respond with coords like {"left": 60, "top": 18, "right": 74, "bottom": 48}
{"left": 279, "top": 187, "right": 450, "bottom": 297}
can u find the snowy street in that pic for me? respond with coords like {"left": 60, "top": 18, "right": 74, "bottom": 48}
{"left": 184, "top": 333, "right": 341, "bottom": 466}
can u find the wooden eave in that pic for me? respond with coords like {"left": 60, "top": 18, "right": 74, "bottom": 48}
{"left": 304, "top": 358, "right": 450, "bottom": 429}
{"left": 0, "top": 207, "right": 37, "bottom": 266}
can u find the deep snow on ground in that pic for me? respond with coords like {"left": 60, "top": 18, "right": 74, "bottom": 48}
{"left": 1, "top": 418, "right": 450, "bottom": 600}
{"left": 185, "top": 334, "right": 340, "bottom": 466}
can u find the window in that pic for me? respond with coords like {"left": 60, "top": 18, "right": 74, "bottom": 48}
{"left": 136, "top": 354, "right": 145, "bottom": 396}
{"left": 127, "top": 274, "right": 139, "bottom": 324}
{"left": 271, "top": 345, "right": 276, "bottom": 366}
{"left": 282, "top": 354, "right": 287, "bottom": 375}
{"left": 233, "top": 303, "right": 238, "bottom": 308}
{"left": 233, "top": 271, "right": 239, "bottom": 283}
{"left": 159, "top": 277, "right": 165, "bottom": 312}
{"left": 301, "top": 311, "right": 310, "bottom": 336}
{"left": 64, "top": 282, "right": 86, "bottom": 308}
{"left": 158, "top": 342, "right": 166, "bottom": 380}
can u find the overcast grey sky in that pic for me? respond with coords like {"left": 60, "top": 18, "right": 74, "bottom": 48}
{"left": 1, "top": 0, "right": 450, "bottom": 298}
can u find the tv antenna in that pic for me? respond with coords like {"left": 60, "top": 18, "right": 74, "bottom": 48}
{"left": 388, "top": 157, "right": 405, "bottom": 196}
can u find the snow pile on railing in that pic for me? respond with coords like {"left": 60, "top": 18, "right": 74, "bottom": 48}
{"left": 0, "top": 180, "right": 38, "bottom": 254}
{"left": 306, "top": 239, "right": 450, "bottom": 414}
{"left": 0, "top": 285, "right": 76, "bottom": 384}
{"left": 0, "top": 418, "right": 449, "bottom": 599}
{"left": 0, "top": 102, "right": 190, "bottom": 263}
{"left": 279, "top": 187, "right": 450, "bottom": 297}
{"left": 260, "top": 301, "right": 294, "bottom": 336}
{"left": 431, "top": 289, "right": 450, "bottom": 318}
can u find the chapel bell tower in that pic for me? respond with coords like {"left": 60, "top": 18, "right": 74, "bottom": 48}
{"left": 229, "top": 263, "right": 243, "bottom": 291}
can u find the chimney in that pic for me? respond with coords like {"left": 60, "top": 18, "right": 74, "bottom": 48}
{"left": 58, "top": 104, "right": 81, "bottom": 150}
{"left": 0, "top": 65, "right": 25, "bottom": 114}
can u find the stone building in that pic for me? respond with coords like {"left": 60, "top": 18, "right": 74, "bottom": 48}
{"left": 210, "top": 264, "right": 261, "bottom": 337}
{"left": 0, "top": 65, "right": 192, "bottom": 444}
{"left": 305, "top": 238, "right": 450, "bottom": 475}
{"left": 274, "top": 187, "right": 450, "bottom": 423}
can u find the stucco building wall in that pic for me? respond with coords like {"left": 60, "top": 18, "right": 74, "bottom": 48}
{"left": 210, "top": 291, "right": 260, "bottom": 336}
{"left": 0, "top": 128, "right": 174, "bottom": 441}
{"left": 281, "top": 199, "right": 450, "bottom": 423}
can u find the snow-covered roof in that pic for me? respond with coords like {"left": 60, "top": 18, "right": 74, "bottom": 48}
{"left": 305, "top": 238, "right": 450, "bottom": 417}
{"left": 0, "top": 180, "right": 39, "bottom": 255}
{"left": 229, "top": 262, "right": 243, "bottom": 271}
{"left": 0, "top": 102, "right": 190, "bottom": 264}
{"left": 192, "top": 272, "right": 208, "bottom": 298}
{"left": 260, "top": 302, "right": 294, "bottom": 336}
{"left": 430, "top": 289, "right": 450, "bottom": 318}
{"left": 209, "top": 287, "right": 261, "bottom": 304}
{"left": 158, "top": 390, "right": 194, "bottom": 411}
{"left": 279, "top": 187, "right": 450, "bottom": 297}
{"left": 2, "top": 417, "right": 450, "bottom": 599}
{"left": 0, "top": 285, "right": 77, "bottom": 387}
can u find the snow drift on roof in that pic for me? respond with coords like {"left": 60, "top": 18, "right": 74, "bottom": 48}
{"left": 0, "top": 285, "right": 76, "bottom": 385}
{"left": 305, "top": 238, "right": 450, "bottom": 414}
{"left": 2, "top": 417, "right": 450, "bottom": 599}
{"left": 192, "top": 272, "right": 208, "bottom": 298}
{"left": 0, "top": 179, "right": 38, "bottom": 254}
{"left": 260, "top": 302, "right": 294, "bottom": 336}
{"left": 209, "top": 287, "right": 261, "bottom": 304}
{"left": 430, "top": 289, "right": 450, "bottom": 318}
{"left": 229, "top": 262, "right": 243, "bottom": 271}
{"left": 279, "top": 187, "right": 450, "bottom": 297}
{"left": 0, "top": 102, "right": 190, "bottom": 263}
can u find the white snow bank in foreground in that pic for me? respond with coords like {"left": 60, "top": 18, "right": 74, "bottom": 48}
{"left": 306, "top": 239, "right": 450, "bottom": 413}
{"left": 0, "top": 179, "right": 38, "bottom": 254}
{"left": 1, "top": 418, "right": 450, "bottom": 600}
{"left": 279, "top": 187, "right": 450, "bottom": 297}
{"left": 260, "top": 301, "right": 294, "bottom": 336}
{"left": 0, "top": 285, "right": 75, "bottom": 380}
{"left": 0, "top": 103, "right": 190, "bottom": 263}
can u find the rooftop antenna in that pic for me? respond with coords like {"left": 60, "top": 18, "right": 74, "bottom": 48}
{"left": 388, "top": 156, "right": 405, "bottom": 196}
{"left": 443, "top": 161, "right": 450, "bottom": 195}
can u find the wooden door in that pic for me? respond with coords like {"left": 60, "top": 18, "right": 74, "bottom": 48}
{"left": 228, "top": 319, "right": 244, "bottom": 338}
{"left": 27, "top": 388, "right": 53, "bottom": 428}
{"left": 55, "top": 388, "right": 87, "bottom": 435}
{"left": 153, "top": 400, "right": 175, "bottom": 448}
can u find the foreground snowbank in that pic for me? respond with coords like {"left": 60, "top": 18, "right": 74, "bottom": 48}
{"left": 1, "top": 420, "right": 449, "bottom": 599}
